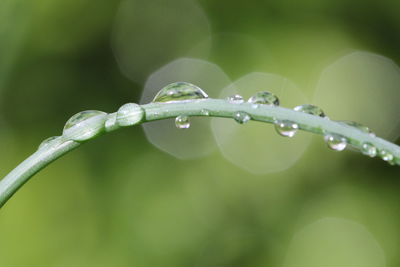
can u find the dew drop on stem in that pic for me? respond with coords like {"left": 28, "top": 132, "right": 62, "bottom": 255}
{"left": 226, "top": 94, "right": 244, "bottom": 103}
{"left": 379, "top": 149, "right": 393, "bottom": 162}
{"left": 38, "top": 136, "right": 62, "bottom": 150}
{"left": 360, "top": 142, "right": 377, "bottom": 157}
{"left": 324, "top": 133, "right": 347, "bottom": 151}
{"left": 274, "top": 120, "right": 298, "bottom": 137}
{"left": 116, "top": 103, "right": 144, "bottom": 127}
{"left": 294, "top": 104, "right": 326, "bottom": 117}
{"left": 63, "top": 110, "right": 107, "bottom": 142}
{"left": 248, "top": 91, "right": 279, "bottom": 106}
{"left": 152, "top": 82, "right": 208, "bottom": 103}
{"left": 175, "top": 115, "right": 190, "bottom": 129}
{"left": 233, "top": 111, "right": 250, "bottom": 124}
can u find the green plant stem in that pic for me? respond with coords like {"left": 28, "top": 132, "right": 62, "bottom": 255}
{"left": 1, "top": 99, "right": 399, "bottom": 208}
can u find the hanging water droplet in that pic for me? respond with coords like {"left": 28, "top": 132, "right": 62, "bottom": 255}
{"left": 360, "top": 142, "right": 377, "bottom": 157}
{"left": 274, "top": 120, "right": 298, "bottom": 137}
{"left": 233, "top": 111, "right": 250, "bottom": 124}
{"left": 294, "top": 104, "right": 326, "bottom": 117}
{"left": 175, "top": 115, "right": 190, "bottom": 129}
{"left": 226, "top": 94, "right": 244, "bottom": 103}
{"left": 324, "top": 133, "right": 347, "bottom": 151}
{"left": 248, "top": 91, "right": 279, "bottom": 106}
{"left": 200, "top": 109, "right": 210, "bottom": 116}
{"left": 38, "top": 136, "right": 62, "bottom": 150}
{"left": 394, "top": 157, "right": 400, "bottom": 166}
{"left": 63, "top": 110, "right": 107, "bottom": 142}
{"left": 116, "top": 103, "right": 145, "bottom": 127}
{"left": 152, "top": 82, "right": 208, "bottom": 103}
{"left": 338, "top": 120, "right": 375, "bottom": 136}
{"left": 379, "top": 149, "right": 393, "bottom": 162}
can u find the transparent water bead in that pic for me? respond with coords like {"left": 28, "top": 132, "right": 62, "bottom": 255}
{"left": 63, "top": 110, "right": 107, "bottom": 142}
{"left": 248, "top": 91, "right": 279, "bottom": 106}
{"left": 339, "top": 120, "right": 375, "bottom": 135}
{"left": 324, "top": 133, "right": 347, "bottom": 151}
{"left": 38, "top": 136, "right": 62, "bottom": 150}
{"left": 233, "top": 111, "right": 250, "bottom": 124}
{"left": 361, "top": 142, "right": 377, "bottom": 157}
{"left": 379, "top": 149, "right": 393, "bottom": 162}
{"left": 294, "top": 104, "right": 326, "bottom": 117}
{"left": 117, "top": 103, "right": 144, "bottom": 127}
{"left": 175, "top": 115, "right": 190, "bottom": 129}
{"left": 274, "top": 120, "right": 298, "bottom": 137}
{"left": 226, "top": 94, "right": 244, "bottom": 103}
{"left": 152, "top": 82, "right": 208, "bottom": 103}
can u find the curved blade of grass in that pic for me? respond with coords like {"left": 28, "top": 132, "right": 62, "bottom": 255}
{"left": 1, "top": 99, "right": 399, "bottom": 208}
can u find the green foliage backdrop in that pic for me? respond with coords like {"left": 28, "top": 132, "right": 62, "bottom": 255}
{"left": 0, "top": 0, "right": 399, "bottom": 266}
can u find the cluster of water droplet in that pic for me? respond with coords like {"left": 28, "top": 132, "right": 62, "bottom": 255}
{"left": 39, "top": 104, "right": 145, "bottom": 150}
{"left": 38, "top": 81, "right": 399, "bottom": 166}
{"left": 291, "top": 104, "right": 385, "bottom": 159}
{"left": 228, "top": 91, "right": 281, "bottom": 125}
{"left": 149, "top": 82, "right": 399, "bottom": 165}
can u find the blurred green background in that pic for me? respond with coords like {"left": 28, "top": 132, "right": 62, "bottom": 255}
{"left": 1, "top": 0, "right": 400, "bottom": 266}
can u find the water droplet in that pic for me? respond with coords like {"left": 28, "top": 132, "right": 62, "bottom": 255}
{"left": 360, "top": 142, "right": 377, "bottom": 157}
{"left": 175, "top": 115, "right": 190, "bottom": 129}
{"left": 200, "top": 109, "right": 210, "bottom": 116}
{"left": 104, "top": 114, "right": 118, "bottom": 132}
{"left": 379, "top": 149, "right": 393, "bottom": 162}
{"left": 63, "top": 110, "right": 107, "bottom": 142}
{"left": 248, "top": 91, "right": 279, "bottom": 106}
{"left": 274, "top": 120, "right": 298, "bottom": 137}
{"left": 226, "top": 94, "right": 244, "bottom": 103}
{"left": 324, "top": 134, "right": 347, "bottom": 151}
{"left": 116, "top": 103, "right": 145, "bottom": 127}
{"left": 294, "top": 104, "right": 326, "bottom": 117}
{"left": 233, "top": 111, "right": 250, "bottom": 124}
{"left": 338, "top": 120, "right": 375, "bottom": 135}
{"left": 38, "top": 136, "right": 62, "bottom": 150}
{"left": 152, "top": 82, "right": 208, "bottom": 103}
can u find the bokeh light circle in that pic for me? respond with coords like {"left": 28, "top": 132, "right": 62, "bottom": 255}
{"left": 211, "top": 72, "right": 312, "bottom": 175}
{"left": 142, "top": 58, "right": 232, "bottom": 159}
{"left": 284, "top": 217, "right": 386, "bottom": 267}
{"left": 112, "top": 0, "right": 211, "bottom": 84}
{"left": 314, "top": 51, "right": 400, "bottom": 140}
